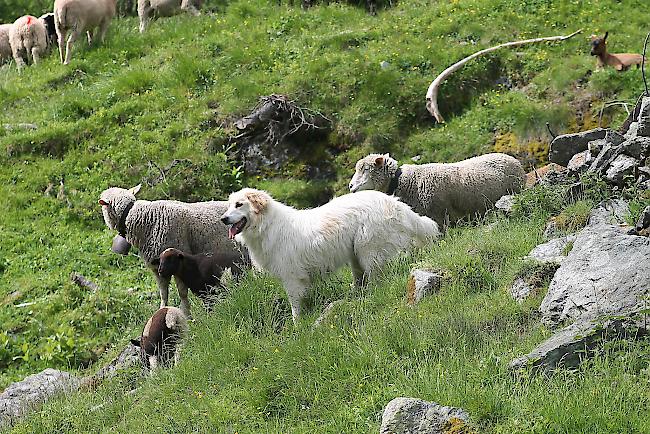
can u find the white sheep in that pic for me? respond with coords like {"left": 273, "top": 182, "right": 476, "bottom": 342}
{"left": 138, "top": 0, "right": 202, "bottom": 33}
{"left": 349, "top": 152, "right": 525, "bottom": 227}
{"left": 54, "top": 0, "right": 117, "bottom": 65}
{"left": 0, "top": 24, "right": 12, "bottom": 64}
{"left": 98, "top": 185, "right": 244, "bottom": 316}
{"left": 9, "top": 16, "right": 48, "bottom": 69}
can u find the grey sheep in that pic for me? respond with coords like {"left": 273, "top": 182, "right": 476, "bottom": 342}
{"left": 138, "top": 0, "right": 202, "bottom": 33}
{"left": 349, "top": 152, "right": 525, "bottom": 227}
{"left": 54, "top": 0, "right": 117, "bottom": 64}
{"left": 9, "top": 15, "right": 47, "bottom": 69}
{"left": 98, "top": 185, "right": 243, "bottom": 316}
{"left": 0, "top": 24, "right": 13, "bottom": 64}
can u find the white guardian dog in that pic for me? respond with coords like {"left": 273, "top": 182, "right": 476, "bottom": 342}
{"left": 221, "top": 188, "right": 440, "bottom": 322}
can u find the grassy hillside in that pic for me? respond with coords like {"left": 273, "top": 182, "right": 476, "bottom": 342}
{"left": 1, "top": 0, "right": 649, "bottom": 431}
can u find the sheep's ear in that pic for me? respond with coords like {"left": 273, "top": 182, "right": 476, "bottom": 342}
{"left": 129, "top": 184, "right": 142, "bottom": 196}
{"left": 130, "top": 338, "right": 141, "bottom": 347}
{"left": 98, "top": 199, "right": 108, "bottom": 206}
{"left": 603, "top": 32, "right": 608, "bottom": 41}
{"left": 374, "top": 156, "right": 385, "bottom": 167}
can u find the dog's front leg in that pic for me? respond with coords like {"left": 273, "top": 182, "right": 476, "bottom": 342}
{"left": 284, "top": 278, "right": 309, "bottom": 324}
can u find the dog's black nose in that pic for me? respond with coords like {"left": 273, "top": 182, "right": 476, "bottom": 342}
{"left": 220, "top": 216, "right": 229, "bottom": 224}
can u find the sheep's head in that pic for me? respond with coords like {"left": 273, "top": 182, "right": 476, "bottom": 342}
{"left": 98, "top": 184, "right": 141, "bottom": 230}
{"left": 221, "top": 188, "right": 272, "bottom": 240}
{"left": 590, "top": 32, "right": 608, "bottom": 56}
{"left": 349, "top": 153, "right": 398, "bottom": 193}
{"left": 157, "top": 248, "right": 184, "bottom": 279}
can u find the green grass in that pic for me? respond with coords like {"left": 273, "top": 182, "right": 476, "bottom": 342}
{"left": 1, "top": 0, "right": 650, "bottom": 431}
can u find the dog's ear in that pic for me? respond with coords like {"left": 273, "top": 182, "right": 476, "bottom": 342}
{"left": 129, "top": 184, "right": 142, "bottom": 196}
{"left": 98, "top": 199, "right": 108, "bottom": 206}
{"left": 130, "top": 338, "right": 141, "bottom": 347}
{"left": 245, "top": 191, "right": 269, "bottom": 214}
{"left": 603, "top": 31, "right": 608, "bottom": 41}
{"left": 374, "top": 156, "right": 385, "bottom": 167}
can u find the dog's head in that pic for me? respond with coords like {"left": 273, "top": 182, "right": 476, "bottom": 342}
{"left": 221, "top": 188, "right": 271, "bottom": 239}
{"left": 349, "top": 153, "right": 398, "bottom": 193}
{"left": 98, "top": 184, "right": 141, "bottom": 230}
{"left": 156, "top": 248, "right": 183, "bottom": 278}
{"left": 590, "top": 32, "right": 608, "bottom": 56}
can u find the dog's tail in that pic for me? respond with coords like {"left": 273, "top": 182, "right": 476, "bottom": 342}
{"left": 412, "top": 215, "right": 440, "bottom": 247}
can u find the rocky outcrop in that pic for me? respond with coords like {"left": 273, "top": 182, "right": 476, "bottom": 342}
{"left": 380, "top": 397, "right": 471, "bottom": 434}
{"left": 406, "top": 268, "right": 443, "bottom": 306}
{"left": 511, "top": 201, "right": 650, "bottom": 372}
{"left": 0, "top": 369, "right": 80, "bottom": 427}
{"left": 549, "top": 128, "right": 607, "bottom": 166}
{"left": 523, "top": 234, "right": 576, "bottom": 265}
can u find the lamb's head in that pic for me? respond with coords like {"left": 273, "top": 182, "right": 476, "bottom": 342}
{"left": 590, "top": 32, "right": 608, "bottom": 56}
{"left": 98, "top": 184, "right": 141, "bottom": 230}
{"left": 221, "top": 188, "right": 272, "bottom": 240}
{"left": 39, "top": 13, "right": 56, "bottom": 46}
{"left": 157, "top": 248, "right": 183, "bottom": 279}
{"left": 349, "top": 153, "right": 398, "bottom": 193}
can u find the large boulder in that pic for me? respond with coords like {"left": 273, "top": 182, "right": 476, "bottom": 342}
{"left": 0, "top": 369, "right": 81, "bottom": 427}
{"left": 605, "top": 154, "right": 637, "bottom": 185}
{"left": 524, "top": 234, "right": 576, "bottom": 265}
{"left": 380, "top": 397, "right": 471, "bottom": 434}
{"left": 548, "top": 128, "right": 607, "bottom": 166}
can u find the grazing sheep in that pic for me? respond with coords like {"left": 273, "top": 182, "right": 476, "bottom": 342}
{"left": 349, "top": 153, "right": 525, "bottom": 227}
{"left": 39, "top": 13, "right": 57, "bottom": 48}
{"left": 54, "top": 0, "right": 117, "bottom": 65}
{"left": 590, "top": 32, "right": 644, "bottom": 71}
{"left": 0, "top": 24, "right": 12, "bottom": 64}
{"left": 138, "top": 0, "right": 202, "bottom": 33}
{"left": 154, "top": 247, "right": 244, "bottom": 306}
{"left": 98, "top": 185, "right": 243, "bottom": 316}
{"left": 9, "top": 16, "right": 48, "bottom": 69}
{"left": 131, "top": 306, "right": 188, "bottom": 371}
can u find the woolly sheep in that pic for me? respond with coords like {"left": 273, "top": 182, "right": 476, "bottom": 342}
{"left": 0, "top": 24, "right": 12, "bottom": 64}
{"left": 154, "top": 247, "right": 243, "bottom": 307}
{"left": 138, "top": 0, "right": 202, "bottom": 33}
{"left": 98, "top": 185, "right": 244, "bottom": 316}
{"left": 54, "top": 0, "right": 117, "bottom": 64}
{"left": 9, "top": 16, "right": 48, "bottom": 69}
{"left": 349, "top": 152, "right": 525, "bottom": 227}
{"left": 131, "top": 306, "right": 188, "bottom": 371}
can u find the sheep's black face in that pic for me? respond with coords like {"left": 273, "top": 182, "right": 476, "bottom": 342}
{"left": 158, "top": 250, "right": 182, "bottom": 278}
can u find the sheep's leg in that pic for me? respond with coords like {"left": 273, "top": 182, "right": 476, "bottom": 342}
{"left": 86, "top": 30, "right": 93, "bottom": 45}
{"left": 57, "top": 30, "right": 66, "bottom": 64}
{"left": 173, "top": 348, "right": 181, "bottom": 366}
{"left": 180, "top": 0, "right": 201, "bottom": 16}
{"left": 154, "top": 272, "right": 171, "bottom": 308}
{"left": 64, "top": 29, "right": 80, "bottom": 64}
{"left": 283, "top": 277, "right": 310, "bottom": 324}
{"left": 11, "top": 45, "right": 26, "bottom": 70}
{"left": 98, "top": 19, "right": 110, "bottom": 44}
{"left": 173, "top": 276, "right": 191, "bottom": 318}
{"left": 138, "top": 0, "right": 152, "bottom": 33}
{"left": 31, "top": 46, "right": 42, "bottom": 65}
{"left": 148, "top": 355, "right": 158, "bottom": 373}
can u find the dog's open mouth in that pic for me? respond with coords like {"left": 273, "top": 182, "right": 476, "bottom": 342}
{"left": 228, "top": 217, "right": 247, "bottom": 239}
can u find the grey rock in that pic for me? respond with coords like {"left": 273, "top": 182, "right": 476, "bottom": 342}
{"left": 632, "top": 205, "right": 650, "bottom": 235}
{"left": 0, "top": 369, "right": 80, "bottom": 427}
{"left": 588, "top": 138, "right": 607, "bottom": 156}
{"left": 81, "top": 343, "right": 142, "bottom": 389}
{"left": 605, "top": 154, "right": 638, "bottom": 185}
{"left": 625, "top": 121, "right": 639, "bottom": 138}
{"left": 509, "top": 278, "right": 534, "bottom": 303}
{"left": 380, "top": 397, "right": 470, "bottom": 434}
{"left": 549, "top": 128, "right": 607, "bottom": 166}
{"left": 543, "top": 220, "right": 560, "bottom": 239}
{"left": 621, "top": 136, "right": 650, "bottom": 159}
{"left": 407, "top": 269, "right": 442, "bottom": 305}
{"left": 605, "top": 130, "right": 626, "bottom": 146}
{"left": 494, "top": 194, "right": 515, "bottom": 213}
{"left": 510, "top": 316, "right": 648, "bottom": 372}
{"left": 524, "top": 235, "right": 576, "bottom": 265}
{"left": 637, "top": 97, "right": 650, "bottom": 137}
{"left": 380, "top": 61, "right": 391, "bottom": 70}
{"left": 588, "top": 142, "right": 622, "bottom": 175}
{"left": 312, "top": 300, "right": 345, "bottom": 329}
{"left": 2, "top": 123, "right": 38, "bottom": 131}
{"left": 587, "top": 199, "right": 629, "bottom": 227}
{"left": 567, "top": 150, "right": 592, "bottom": 173}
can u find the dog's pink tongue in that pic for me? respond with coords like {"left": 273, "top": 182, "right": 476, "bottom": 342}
{"left": 228, "top": 227, "right": 236, "bottom": 239}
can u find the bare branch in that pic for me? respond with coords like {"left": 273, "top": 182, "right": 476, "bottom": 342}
{"left": 426, "top": 29, "right": 583, "bottom": 123}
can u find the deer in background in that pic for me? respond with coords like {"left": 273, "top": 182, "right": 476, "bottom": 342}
{"left": 590, "top": 32, "right": 645, "bottom": 71}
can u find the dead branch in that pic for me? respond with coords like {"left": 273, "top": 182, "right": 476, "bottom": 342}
{"left": 71, "top": 273, "right": 99, "bottom": 292}
{"left": 425, "top": 29, "right": 583, "bottom": 123}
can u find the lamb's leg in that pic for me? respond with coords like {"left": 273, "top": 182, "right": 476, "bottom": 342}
{"left": 173, "top": 348, "right": 181, "bottom": 366}
{"left": 180, "top": 0, "right": 201, "bottom": 16}
{"left": 57, "top": 29, "right": 66, "bottom": 64}
{"left": 174, "top": 275, "right": 191, "bottom": 318}
{"left": 31, "top": 46, "right": 42, "bottom": 65}
{"left": 154, "top": 272, "right": 171, "bottom": 309}
{"left": 148, "top": 355, "right": 158, "bottom": 373}
{"left": 283, "top": 277, "right": 310, "bottom": 324}
{"left": 11, "top": 45, "right": 26, "bottom": 70}
{"left": 64, "top": 30, "right": 80, "bottom": 64}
